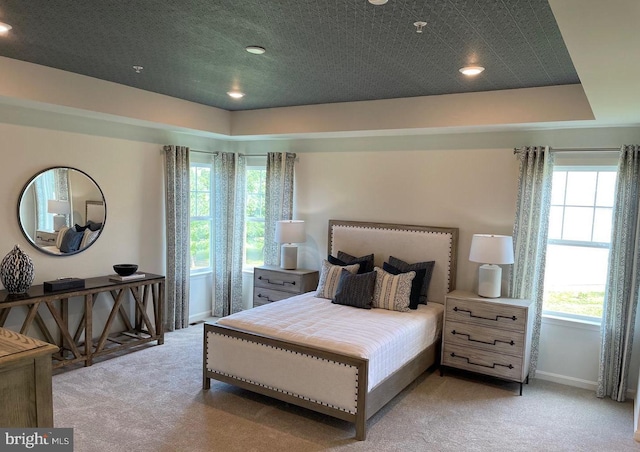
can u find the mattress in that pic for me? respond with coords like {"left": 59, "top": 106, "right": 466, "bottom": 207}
{"left": 216, "top": 292, "right": 443, "bottom": 390}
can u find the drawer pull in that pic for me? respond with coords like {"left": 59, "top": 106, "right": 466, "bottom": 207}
{"left": 257, "top": 293, "right": 274, "bottom": 302}
{"left": 258, "top": 276, "right": 296, "bottom": 287}
{"left": 451, "top": 330, "right": 515, "bottom": 347}
{"left": 453, "top": 306, "right": 517, "bottom": 322}
{"left": 450, "top": 352, "right": 514, "bottom": 370}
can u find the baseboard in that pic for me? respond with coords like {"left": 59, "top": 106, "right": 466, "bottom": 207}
{"left": 188, "top": 311, "right": 213, "bottom": 324}
{"left": 536, "top": 371, "right": 637, "bottom": 400}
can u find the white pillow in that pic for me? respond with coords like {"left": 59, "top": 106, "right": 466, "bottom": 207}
{"left": 55, "top": 226, "right": 70, "bottom": 249}
{"left": 80, "top": 229, "right": 100, "bottom": 249}
{"left": 372, "top": 267, "right": 415, "bottom": 312}
{"left": 316, "top": 260, "right": 359, "bottom": 299}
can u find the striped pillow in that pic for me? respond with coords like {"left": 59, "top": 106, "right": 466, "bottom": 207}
{"left": 372, "top": 267, "right": 415, "bottom": 312}
{"left": 316, "top": 260, "right": 359, "bottom": 299}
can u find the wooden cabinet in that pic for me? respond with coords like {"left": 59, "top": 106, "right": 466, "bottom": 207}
{"left": 253, "top": 266, "right": 319, "bottom": 307}
{"left": 35, "top": 230, "right": 58, "bottom": 246}
{"left": 0, "top": 328, "right": 58, "bottom": 427}
{"left": 441, "top": 290, "right": 534, "bottom": 395}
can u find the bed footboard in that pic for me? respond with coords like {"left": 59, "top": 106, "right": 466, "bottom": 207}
{"left": 203, "top": 323, "right": 369, "bottom": 440}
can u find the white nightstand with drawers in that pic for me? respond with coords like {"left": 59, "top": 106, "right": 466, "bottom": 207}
{"left": 253, "top": 266, "right": 319, "bottom": 308}
{"left": 441, "top": 290, "right": 535, "bottom": 395}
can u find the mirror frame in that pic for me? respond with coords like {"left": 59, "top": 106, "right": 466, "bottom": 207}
{"left": 17, "top": 166, "right": 107, "bottom": 256}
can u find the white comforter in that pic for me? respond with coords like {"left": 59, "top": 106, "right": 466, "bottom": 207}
{"left": 216, "top": 292, "right": 443, "bottom": 390}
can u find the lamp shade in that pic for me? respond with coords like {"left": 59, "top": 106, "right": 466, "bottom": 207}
{"left": 275, "top": 220, "right": 306, "bottom": 244}
{"left": 469, "top": 234, "right": 514, "bottom": 264}
{"left": 47, "top": 199, "right": 70, "bottom": 215}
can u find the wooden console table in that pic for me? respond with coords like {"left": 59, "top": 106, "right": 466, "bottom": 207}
{"left": 0, "top": 273, "right": 164, "bottom": 369}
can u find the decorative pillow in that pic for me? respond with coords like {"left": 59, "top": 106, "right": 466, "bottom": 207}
{"left": 332, "top": 269, "right": 376, "bottom": 309}
{"left": 328, "top": 252, "right": 374, "bottom": 274}
{"left": 75, "top": 223, "right": 89, "bottom": 232}
{"left": 316, "top": 260, "right": 360, "bottom": 299}
{"left": 87, "top": 220, "right": 103, "bottom": 231}
{"left": 59, "top": 228, "right": 84, "bottom": 253}
{"left": 388, "top": 256, "right": 435, "bottom": 304}
{"left": 383, "top": 262, "right": 426, "bottom": 310}
{"left": 80, "top": 229, "right": 100, "bottom": 249}
{"left": 56, "top": 226, "right": 70, "bottom": 249}
{"left": 372, "top": 267, "right": 415, "bottom": 312}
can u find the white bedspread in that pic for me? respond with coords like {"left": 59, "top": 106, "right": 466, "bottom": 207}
{"left": 216, "top": 292, "right": 443, "bottom": 390}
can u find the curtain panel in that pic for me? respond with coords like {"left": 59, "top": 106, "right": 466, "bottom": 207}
{"left": 213, "top": 152, "right": 246, "bottom": 316}
{"left": 598, "top": 145, "right": 640, "bottom": 401}
{"left": 509, "top": 146, "right": 554, "bottom": 377}
{"left": 264, "top": 153, "right": 296, "bottom": 266}
{"left": 164, "top": 145, "right": 191, "bottom": 331}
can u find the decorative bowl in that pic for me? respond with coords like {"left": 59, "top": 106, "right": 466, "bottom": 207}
{"left": 113, "top": 264, "right": 138, "bottom": 277}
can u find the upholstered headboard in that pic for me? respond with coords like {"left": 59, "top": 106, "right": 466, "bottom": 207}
{"left": 328, "top": 220, "right": 458, "bottom": 304}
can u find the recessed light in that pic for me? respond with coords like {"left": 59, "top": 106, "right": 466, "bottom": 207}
{"left": 132, "top": 65, "right": 143, "bottom": 73}
{"left": 245, "top": 46, "right": 266, "bottom": 55}
{"left": 0, "top": 22, "right": 12, "bottom": 33}
{"left": 368, "top": 0, "right": 388, "bottom": 4}
{"left": 459, "top": 66, "right": 485, "bottom": 76}
{"left": 227, "top": 91, "right": 245, "bottom": 99}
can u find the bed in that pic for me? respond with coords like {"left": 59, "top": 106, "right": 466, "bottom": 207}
{"left": 203, "top": 220, "right": 458, "bottom": 440}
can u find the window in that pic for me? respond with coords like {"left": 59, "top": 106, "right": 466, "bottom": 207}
{"left": 543, "top": 166, "right": 617, "bottom": 319}
{"left": 245, "top": 167, "right": 266, "bottom": 267}
{"left": 190, "top": 162, "right": 213, "bottom": 273}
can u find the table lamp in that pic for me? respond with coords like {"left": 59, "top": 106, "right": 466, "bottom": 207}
{"left": 469, "top": 234, "right": 514, "bottom": 298}
{"left": 47, "top": 200, "right": 70, "bottom": 231}
{"left": 276, "top": 220, "right": 306, "bottom": 270}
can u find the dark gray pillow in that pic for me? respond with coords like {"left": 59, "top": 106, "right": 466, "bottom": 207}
{"left": 329, "top": 251, "right": 374, "bottom": 274}
{"left": 59, "top": 228, "right": 84, "bottom": 253}
{"left": 387, "top": 256, "right": 435, "bottom": 304}
{"left": 332, "top": 269, "right": 376, "bottom": 309}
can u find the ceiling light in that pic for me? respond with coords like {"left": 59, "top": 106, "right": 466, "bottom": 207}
{"left": 227, "top": 91, "right": 245, "bottom": 99}
{"left": 0, "top": 22, "right": 12, "bottom": 33}
{"left": 413, "top": 21, "right": 427, "bottom": 33}
{"left": 368, "top": 0, "right": 388, "bottom": 5}
{"left": 245, "top": 46, "right": 266, "bottom": 55}
{"left": 132, "top": 65, "right": 143, "bottom": 73}
{"left": 459, "top": 66, "right": 485, "bottom": 76}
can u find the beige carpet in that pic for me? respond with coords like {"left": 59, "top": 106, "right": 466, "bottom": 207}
{"left": 52, "top": 323, "right": 637, "bottom": 452}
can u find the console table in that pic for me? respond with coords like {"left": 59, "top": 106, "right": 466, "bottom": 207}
{"left": 0, "top": 273, "right": 164, "bottom": 369}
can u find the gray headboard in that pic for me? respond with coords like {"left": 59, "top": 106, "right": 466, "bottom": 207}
{"left": 328, "top": 220, "right": 458, "bottom": 304}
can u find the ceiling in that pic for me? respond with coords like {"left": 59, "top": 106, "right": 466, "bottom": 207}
{"left": 0, "top": 0, "right": 581, "bottom": 112}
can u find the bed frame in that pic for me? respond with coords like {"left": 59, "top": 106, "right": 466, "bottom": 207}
{"left": 203, "top": 220, "right": 458, "bottom": 440}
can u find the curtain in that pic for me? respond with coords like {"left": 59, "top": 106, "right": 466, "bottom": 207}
{"left": 264, "top": 152, "right": 297, "bottom": 266}
{"left": 597, "top": 145, "right": 640, "bottom": 401}
{"left": 509, "top": 146, "right": 554, "bottom": 377}
{"left": 164, "top": 145, "right": 190, "bottom": 331}
{"left": 213, "top": 152, "right": 246, "bottom": 316}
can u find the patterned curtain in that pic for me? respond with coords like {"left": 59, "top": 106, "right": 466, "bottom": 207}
{"left": 213, "top": 152, "right": 246, "bottom": 316}
{"left": 509, "top": 146, "right": 554, "bottom": 377}
{"left": 164, "top": 145, "right": 190, "bottom": 331}
{"left": 264, "top": 153, "right": 296, "bottom": 266}
{"left": 597, "top": 145, "right": 640, "bottom": 401}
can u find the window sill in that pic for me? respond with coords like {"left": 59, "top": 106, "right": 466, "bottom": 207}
{"left": 190, "top": 270, "right": 212, "bottom": 278}
{"left": 541, "top": 313, "right": 601, "bottom": 331}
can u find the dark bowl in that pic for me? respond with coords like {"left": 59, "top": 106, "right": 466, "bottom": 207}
{"left": 113, "top": 264, "right": 138, "bottom": 277}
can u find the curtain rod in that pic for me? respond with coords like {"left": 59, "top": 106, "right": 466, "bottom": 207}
{"left": 513, "top": 146, "right": 620, "bottom": 154}
{"left": 163, "top": 145, "right": 269, "bottom": 157}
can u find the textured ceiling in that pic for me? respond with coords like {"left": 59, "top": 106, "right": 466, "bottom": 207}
{"left": 0, "top": 0, "right": 579, "bottom": 112}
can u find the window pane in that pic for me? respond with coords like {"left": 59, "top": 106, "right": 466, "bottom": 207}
{"left": 548, "top": 206, "right": 564, "bottom": 239}
{"left": 190, "top": 220, "right": 211, "bottom": 270}
{"left": 562, "top": 206, "right": 593, "bottom": 241}
{"left": 596, "top": 172, "right": 616, "bottom": 207}
{"left": 551, "top": 171, "right": 567, "bottom": 205}
{"left": 196, "top": 167, "right": 210, "bottom": 191}
{"left": 593, "top": 207, "right": 613, "bottom": 243}
{"left": 565, "top": 172, "right": 596, "bottom": 206}
{"left": 543, "top": 244, "right": 608, "bottom": 318}
{"left": 245, "top": 220, "right": 265, "bottom": 265}
{"left": 195, "top": 192, "right": 210, "bottom": 217}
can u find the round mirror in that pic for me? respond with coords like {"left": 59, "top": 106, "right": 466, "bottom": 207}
{"left": 18, "top": 167, "right": 106, "bottom": 256}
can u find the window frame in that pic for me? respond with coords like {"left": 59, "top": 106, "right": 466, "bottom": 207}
{"left": 243, "top": 165, "right": 267, "bottom": 271}
{"left": 189, "top": 160, "right": 214, "bottom": 276}
{"left": 542, "top": 164, "right": 616, "bottom": 321}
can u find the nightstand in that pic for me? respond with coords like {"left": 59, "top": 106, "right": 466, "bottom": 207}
{"left": 35, "top": 230, "right": 58, "bottom": 246}
{"left": 253, "top": 266, "right": 319, "bottom": 308}
{"left": 441, "top": 290, "right": 534, "bottom": 395}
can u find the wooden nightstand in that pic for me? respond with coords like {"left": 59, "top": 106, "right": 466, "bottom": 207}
{"left": 253, "top": 266, "right": 319, "bottom": 308}
{"left": 441, "top": 290, "right": 534, "bottom": 395}
{"left": 35, "top": 230, "right": 58, "bottom": 246}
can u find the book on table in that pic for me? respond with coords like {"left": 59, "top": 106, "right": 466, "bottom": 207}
{"left": 109, "top": 273, "right": 146, "bottom": 282}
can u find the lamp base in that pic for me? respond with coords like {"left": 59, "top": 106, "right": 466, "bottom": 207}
{"left": 478, "top": 264, "right": 502, "bottom": 298}
{"left": 53, "top": 214, "right": 66, "bottom": 232}
{"left": 280, "top": 244, "right": 298, "bottom": 270}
